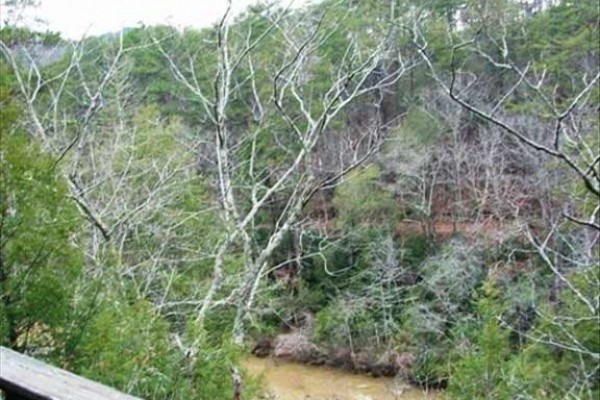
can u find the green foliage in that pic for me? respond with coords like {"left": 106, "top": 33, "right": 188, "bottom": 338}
{"left": 67, "top": 299, "right": 259, "bottom": 399}
{"left": 508, "top": 268, "right": 599, "bottom": 399}
{"left": 400, "top": 234, "right": 434, "bottom": 266}
{"left": 108, "top": 105, "right": 220, "bottom": 301}
{"left": 0, "top": 64, "right": 83, "bottom": 351}
{"left": 68, "top": 299, "right": 177, "bottom": 397}
{"left": 332, "top": 166, "right": 397, "bottom": 229}
{"left": 446, "top": 268, "right": 599, "bottom": 399}
{"left": 397, "top": 106, "right": 443, "bottom": 147}
{"left": 313, "top": 296, "right": 374, "bottom": 348}
{"left": 122, "top": 26, "right": 200, "bottom": 119}
{"left": 398, "top": 241, "right": 485, "bottom": 385}
{"left": 0, "top": 27, "right": 62, "bottom": 46}
{"left": 446, "top": 281, "right": 512, "bottom": 399}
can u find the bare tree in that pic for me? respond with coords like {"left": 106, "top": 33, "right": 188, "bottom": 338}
{"left": 156, "top": 0, "right": 415, "bottom": 344}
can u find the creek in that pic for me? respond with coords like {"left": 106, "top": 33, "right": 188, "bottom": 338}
{"left": 242, "top": 357, "right": 440, "bottom": 400}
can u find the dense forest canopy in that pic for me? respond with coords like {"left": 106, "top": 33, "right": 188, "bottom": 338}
{"left": 1, "top": 0, "right": 598, "bottom": 398}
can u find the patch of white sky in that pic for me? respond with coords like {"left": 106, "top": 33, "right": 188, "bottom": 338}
{"left": 11, "top": 0, "right": 314, "bottom": 39}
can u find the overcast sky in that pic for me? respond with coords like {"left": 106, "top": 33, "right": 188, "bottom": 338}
{"left": 13, "top": 0, "right": 310, "bottom": 39}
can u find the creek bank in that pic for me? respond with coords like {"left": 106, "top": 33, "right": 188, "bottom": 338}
{"left": 251, "top": 334, "right": 414, "bottom": 378}
{"left": 249, "top": 310, "right": 425, "bottom": 385}
{"left": 249, "top": 313, "right": 448, "bottom": 390}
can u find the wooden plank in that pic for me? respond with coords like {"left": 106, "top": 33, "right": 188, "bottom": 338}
{"left": 0, "top": 347, "right": 143, "bottom": 400}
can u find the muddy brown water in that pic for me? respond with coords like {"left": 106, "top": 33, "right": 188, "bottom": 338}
{"left": 242, "top": 357, "right": 440, "bottom": 400}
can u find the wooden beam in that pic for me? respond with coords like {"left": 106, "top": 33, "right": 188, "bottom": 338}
{"left": 0, "top": 347, "right": 142, "bottom": 400}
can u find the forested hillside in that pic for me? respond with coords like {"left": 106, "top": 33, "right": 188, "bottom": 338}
{"left": 1, "top": 0, "right": 598, "bottom": 398}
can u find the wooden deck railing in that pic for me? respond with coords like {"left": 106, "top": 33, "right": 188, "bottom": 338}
{"left": 0, "top": 346, "right": 142, "bottom": 400}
